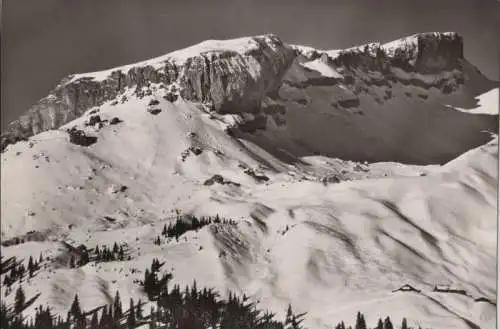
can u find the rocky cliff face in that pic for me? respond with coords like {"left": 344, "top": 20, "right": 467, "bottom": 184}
{"left": 0, "top": 32, "right": 475, "bottom": 152}
{"left": 327, "top": 32, "right": 464, "bottom": 74}
{"left": 0, "top": 34, "right": 295, "bottom": 151}
{"left": 179, "top": 36, "right": 295, "bottom": 113}
{"left": 413, "top": 32, "right": 463, "bottom": 72}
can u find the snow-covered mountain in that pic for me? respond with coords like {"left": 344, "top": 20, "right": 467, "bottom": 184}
{"left": 1, "top": 32, "right": 498, "bottom": 329}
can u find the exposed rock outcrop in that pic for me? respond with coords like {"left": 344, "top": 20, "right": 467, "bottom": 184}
{"left": 178, "top": 35, "right": 295, "bottom": 113}
{"left": 203, "top": 174, "right": 240, "bottom": 187}
{"left": 67, "top": 127, "right": 98, "bottom": 147}
{"left": 329, "top": 32, "right": 464, "bottom": 74}
{"left": 1, "top": 34, "right": 295, "bottom": 151}
{"left": 0, "top": 32, "right": 482, "bottom": 153}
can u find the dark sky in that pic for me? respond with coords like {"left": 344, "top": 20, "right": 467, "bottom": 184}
{"left": 1, "top": 0, "right": 499, "bottom": 127}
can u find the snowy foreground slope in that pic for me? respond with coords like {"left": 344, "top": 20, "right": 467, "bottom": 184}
{"left": 1, "top": 33, "right": 499, "bottom": 329}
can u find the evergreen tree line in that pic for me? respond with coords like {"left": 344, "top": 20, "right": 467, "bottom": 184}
{"left": 150, "top": 284, "right": 299, "bottom": 329}
{"left": 334, "top": 312, "right": 419, "bottom": 329}
{"left": 93, "top": 243, "right": 127, "bottom": 263}
{"left": 69, "top": 242, "right": 130, "bottom": 268}
{"left": 2, "top": 262, "right": 427, "bottom": 329}
{"left": 156, "top": 214, "right": 237, "bottom": 245}
{"left": 68, "top": 243, "right": 130, "bottom": 269}
{"left": 1, "top": 286, "right": 427, "bottom": 329}
{"left": 1, "top": 256, "right": 305, "bottom": 329}
{"left": 3, "top": 254, "right": 44, "bottom": 288}
{"left": 1, "top": 282, "right": 304, "bottom": 329}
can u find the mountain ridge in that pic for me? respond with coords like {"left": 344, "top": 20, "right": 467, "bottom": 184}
{"left": 1, "top": 32, "right": 497, "bottom": 153}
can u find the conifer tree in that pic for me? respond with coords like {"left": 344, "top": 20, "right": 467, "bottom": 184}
{"left": 44, "top": 306, "right": 54, "bottom": 329}
{"left": 152, "top": 258, "right": 159, "bottom": 272}
{"left": 136, "top": 299, "right": 143, "bottom": 319}
{"left": 100, "top": 248, "right": 105, "bottom": 262}
{"left": 191, "top": 280, "right": 198, "bottom": 300}
{"left": 95, "top": 246, "right": 100, "bottom": 261}
{"left": 90, "top": 311, "right": 99, "bottom": 329}
{"left": 1, "top": 302, "right": 10, "bottom": 329}
{"left": 114, "top": 291, "right": 123, "bottom": 319}
{"left": 127, "top": 299, "right": 136, "bottom": 329}
{"left": 144, "top": 269, "right": 152, "bottom": 297}
{"left": 70, "top": 294, "right": 82, "bottom": 319}
{"left": 3, "top": 275, "right": 10, "bottom": 287}
{"left": 285, "top": 304, "right": 293, "bottom": 326}
{"left": 104, "top": 304, "right": 114, "bottom": 329}
{"left": 75, "top": 315, "right": 86, "bottom": 329}
{"left": 99, "top": 306, "right": 107, "bottom": 328}
{"left": 355, "top": 312, "right": 367, "bottom": 329}
{"left": 19, "top": 264, "right": 25, "bottom": 278}
{"left": 119, "top": 246, "right": 125, "bottom": 261}
{"left": 9, "top": 267, "right": 16, "bottom": 282}
{"left": 28, "top": 256, "right": 34, "bottom": 276}
{"left": 102, "top": 247, "right": 108, "bottom": 262}
{"left": 14, "top": 285, "right": 26, "bottom": 315}
{"left": 383, "top": 317, "right": 394, "bottom": 329}
{"left": 401, "top": 318, "right": 408, "bottom": 329}
{"left": 284, "top": 304, "right": 305, "bottom": 329}
{"left": 375, "top": 318, "right": 383, "bottom": 329}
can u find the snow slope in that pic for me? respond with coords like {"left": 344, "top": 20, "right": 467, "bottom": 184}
{"left": 1, "top": 32, "right": 498, "bottom": 329}
{"left": 446, "top": 88, "right": 499, "bottom": 115}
